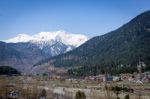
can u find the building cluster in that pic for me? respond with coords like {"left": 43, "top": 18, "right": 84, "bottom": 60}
{"left": 84, "top": 71, "right": 150, "bottom": 84}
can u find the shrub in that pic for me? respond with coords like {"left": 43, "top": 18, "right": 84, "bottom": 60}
{"left": 40, "top": 89, "right": 47, "bottom": 97}
{"left": 124, "top": 94, "right": 130, "bottom": 99}
{"left": 75, "top": 90, "right": 86, "bottom": 99}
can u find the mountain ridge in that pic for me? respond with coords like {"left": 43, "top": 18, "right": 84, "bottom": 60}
{"left": 0, "top": 31, "right": 88, "bottom": 73}
{"left": 5, "top": 30, "right": 88, "bottom": 47}
{"left": 34, "top": 10, "right": 150, "bottom": 76}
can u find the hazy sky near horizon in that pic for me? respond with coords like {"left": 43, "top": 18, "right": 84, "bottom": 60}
{"left": 0, "top": 0, "right": 150, "bottom": 40}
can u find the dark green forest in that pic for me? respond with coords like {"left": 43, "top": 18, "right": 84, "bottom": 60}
{"left": 0, "top": 66, "right": 20, "bottom": 75}
{"left": 35, "top": 11, "right": 150, "bottom": 76}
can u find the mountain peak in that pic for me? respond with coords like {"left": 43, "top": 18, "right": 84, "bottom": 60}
{"left": 5, "top": 30, "right": 89, "bottom": 47}
{"left": 6, "top": 33, "right": 33, "bottom": 43}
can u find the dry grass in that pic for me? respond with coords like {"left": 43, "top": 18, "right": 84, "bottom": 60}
{"left": 0, "top": 76, "right": 149, "bottom": 99}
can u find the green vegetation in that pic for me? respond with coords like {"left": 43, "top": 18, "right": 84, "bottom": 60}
{"left": 40, "top": 89, "right": 47, "bottom": 98}
{"left": 124, "top": 94, "right": 130, "bottom": 99}
{"left": 0, "top": 66, "right": 20, "bottom": 75}
{"left": 111, "top": 86, "right": 134, "bottom": 93}
{"left": 75, "top": 90, "right": 86, "bottom": 99}
{"left": 68, "top": 64, "right": 138, "bottom": 76}
{"left": 35, "top": 11, "right": 150, "bottom": 76}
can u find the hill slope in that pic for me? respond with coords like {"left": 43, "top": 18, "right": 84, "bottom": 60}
{"left": 0, "top": 31, "right": 88, "bottom": 73}
{"left": 0, "top": 66, "right": 20, "bottom": 75}
{"left": 35, "top": 11, "right": 150, "bottom": 76}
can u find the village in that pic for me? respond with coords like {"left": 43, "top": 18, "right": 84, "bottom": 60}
{"left": 0, "top": 60, "right": 150, "bottom": 99}
{"left": 0, "top": 70, "right": 150, "bottom": 99}
{"left": 85, "top": 71, "right": 150, "bottom": 84}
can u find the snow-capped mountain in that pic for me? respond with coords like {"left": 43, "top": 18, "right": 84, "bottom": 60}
{"left": 6, "top": 30, "right": 88, "bottom": 48}
{"left": 5, "top": 30, "right": 88, "bottom": 54}
{"left": 0, "top": 31, "right": 88, "bottom": 73}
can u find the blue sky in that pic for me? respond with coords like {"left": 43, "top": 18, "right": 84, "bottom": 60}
{"left": 0, "top": 0, "right": 150, "bottom": 40}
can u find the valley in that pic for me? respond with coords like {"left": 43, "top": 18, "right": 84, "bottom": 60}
{"left": 0, "top": 1, "right": 150, "bottom": 98}
{"left": 0, "top": 75, "right": 149, "bottom": 99}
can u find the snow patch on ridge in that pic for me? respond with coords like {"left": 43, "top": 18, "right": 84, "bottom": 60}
{"left": 5, "top": 30, "right": 88, "bottom": 47}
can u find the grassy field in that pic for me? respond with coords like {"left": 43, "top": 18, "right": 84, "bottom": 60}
{"left": 0, "top": 76, "right": 149, "bottom": 99}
